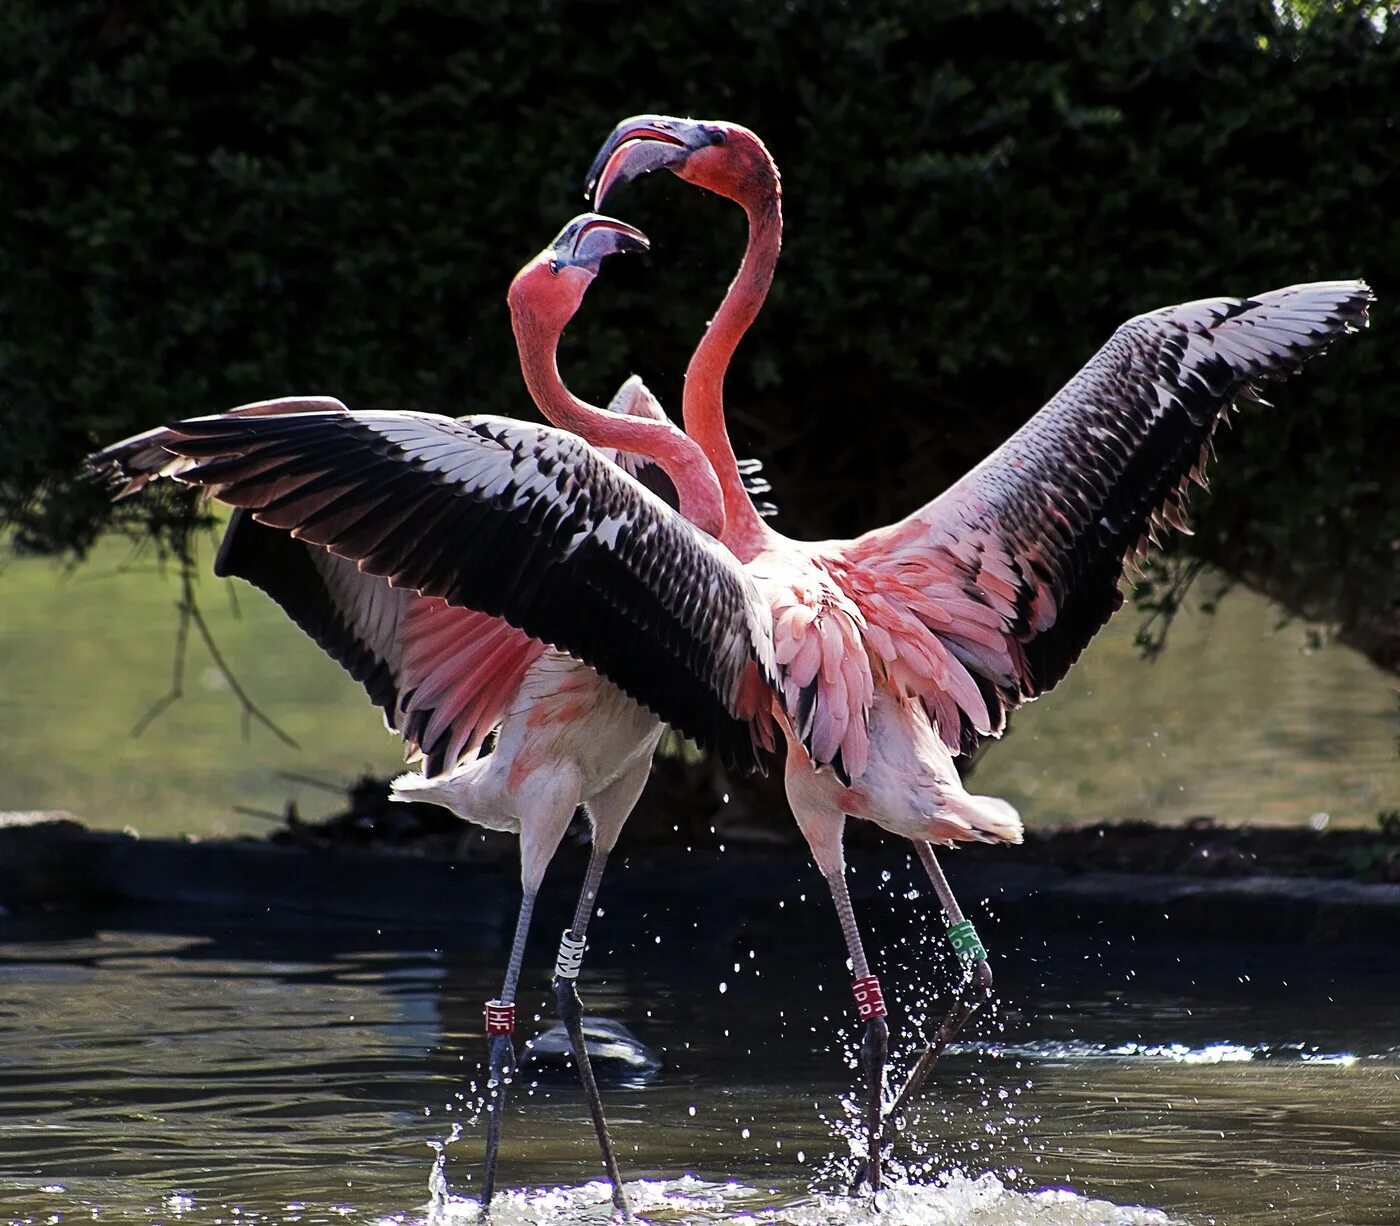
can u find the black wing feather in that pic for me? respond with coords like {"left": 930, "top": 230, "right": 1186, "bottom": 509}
{"left": 128, "top": 410, "right": 778, "bottom": 772}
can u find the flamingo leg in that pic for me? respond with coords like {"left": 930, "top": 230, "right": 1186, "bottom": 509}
{"left": 478, "top": 776, "right": 581, "bottom": 1211}
{"left": 786, "top": 752, "right": 891, "bottom": 1192}
{"left": 880, "top": 840, "right": 993, "bottom": 1143}
{"left": 480, "top": 887, "right": 537, "bottom": 1210}
{"left": 822, "top": 862, "right": 891, "bottom": 1192}
{"left": 551, "top": 849, "right": 626, "bottom": 1215}
{"left": 549, "top": 759, "right": 651, "bottom": 1219}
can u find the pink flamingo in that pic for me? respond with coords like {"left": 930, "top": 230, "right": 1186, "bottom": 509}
{"left": 585, "top": 114, "right": 1372, "bottom": 1187}
{"left": 94, "top": 146, "right": 1371, "bottom": 1192}
{"left": 89, "top": 213, "right": 775, "bottom": 1216}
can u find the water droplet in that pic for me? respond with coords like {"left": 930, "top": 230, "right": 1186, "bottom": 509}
{"left": 719, "top": 981, "right": 728, "bottom": 994}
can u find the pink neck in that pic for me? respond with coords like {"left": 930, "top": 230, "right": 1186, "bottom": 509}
{"left": 683, "top": 188, "right": 782, "bottom": 561}
{"left": 513, "top": 308, "right": 726, "bottom": 538}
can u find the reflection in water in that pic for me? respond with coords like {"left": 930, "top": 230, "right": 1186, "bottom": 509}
{"left": 0, "top": 912, "right": 1396, "bottom": 1226}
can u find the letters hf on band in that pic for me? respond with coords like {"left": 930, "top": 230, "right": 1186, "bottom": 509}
{"left": 484, "top": 999, "right": 515, "bottom": 1035}
{"left": 852, "top": 974, "right": 887, "bottom": 1020}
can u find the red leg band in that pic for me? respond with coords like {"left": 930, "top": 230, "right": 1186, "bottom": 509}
{"left": 852, "top": 974, "right": 887, "bottom": 1020}
{"left": 484, "top": 999, "right": 515, "bottom": 1035}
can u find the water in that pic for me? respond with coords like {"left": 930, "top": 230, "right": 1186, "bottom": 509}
{"left": 3, "top": 533, "right": 1398, "bottom": 1225}
{"left": 1, "top": 904, "right": 1395, "bottom": 1226}
{"left": 2, "top": 534, "right": 1396, "bottom": 837}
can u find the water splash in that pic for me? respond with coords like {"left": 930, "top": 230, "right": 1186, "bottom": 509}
{"left": 949, "top": 1038, "right": 1359, "bottom": 1066}
{"left": 763, "top": 1171, "right": 1180, "bottom": 1225}
{"left": 429, "top": 1175, "right": 759, "bottom": 1224}
{"left": 426, "top": 1122, "right": 463, "bottom": 1224}
{"left": 422, "top": 1171, "right": 1178, "bottom": 1225}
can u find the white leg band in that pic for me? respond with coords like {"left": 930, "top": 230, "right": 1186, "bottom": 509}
{"left": 555, "top": 929, "right": 586, "bottom": 980}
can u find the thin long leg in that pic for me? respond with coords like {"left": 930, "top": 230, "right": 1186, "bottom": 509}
{"left": 880, "top": 840, "right": 993, "bottom": 1140}
{"left": 823, "top": 863, "right": 890, "bottom": 1193}
{"left": 478, "top": 775, "right": 580, "bottom": 1214}
{"left": 548, "top": 759, "right": 651, "bottom": 1219}
{"left": 785, "top": 751, "right": 891, "bottom": 1193}
{"left": 480, "top": 888, "right": 538, "bottom": 1210}
{"left": 552, "top": 845, "right": 627, "bottom": 1215}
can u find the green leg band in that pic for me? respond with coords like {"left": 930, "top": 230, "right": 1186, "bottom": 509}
{"left": 947, "top": 919, "right": 987, "bottom": 962}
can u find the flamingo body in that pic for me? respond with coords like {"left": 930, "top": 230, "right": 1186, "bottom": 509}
{"left": 588, "top": 116, "right": 1370, "bottom": 810}
{"left": 88, "top": 215, "right": 760, "bottom": 1209}
{"left": 392, "top": 655, "right": 660, "bottom": 863}
{"left": 586, "top": 114, "right": 1371, "bottom": 1187}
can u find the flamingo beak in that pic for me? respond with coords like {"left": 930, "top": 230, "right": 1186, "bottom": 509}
{"left": 584, "top": 115, "right": 706, "bottom": 207}
{"left": 549, "top": 213, "right": 650, "bottom": 274}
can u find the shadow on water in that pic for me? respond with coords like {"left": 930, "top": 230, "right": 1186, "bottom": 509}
{"left": 1, "top": 862, "right": 1397, "bottom": 1226}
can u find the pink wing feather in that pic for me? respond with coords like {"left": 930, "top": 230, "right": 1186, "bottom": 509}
{"left": 397, "top": 599, "right": 545, "bottom": 773}
{"left": 837, "top": 281, "right": 1371, "bottom": 756}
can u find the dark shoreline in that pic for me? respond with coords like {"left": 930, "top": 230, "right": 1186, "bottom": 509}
{"left": 3, "top": 813, "right": 1397, "bottom": 950}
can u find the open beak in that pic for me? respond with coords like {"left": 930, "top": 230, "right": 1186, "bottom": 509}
{"left": 584, "top": 115, "right": 700, "bottom": 207}
{"left": 550, "top": 213, "right": 650, "bottom": 272}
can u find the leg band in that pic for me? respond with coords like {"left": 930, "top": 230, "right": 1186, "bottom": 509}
{"left": 484, "top": 999, "right": 515, "bottom": 1035}
{"left": 947, "top": 919, "right": 987, "bottom": 962}
{"left": 555, "top": 929, "right": 586, "bottom": 980}
{"left": 852, "top": 973, "right": 888, "bottom": 1020}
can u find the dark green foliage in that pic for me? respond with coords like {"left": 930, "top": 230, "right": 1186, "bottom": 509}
{"left": 2, "top": 0, "right": 1395, "bottom": 665}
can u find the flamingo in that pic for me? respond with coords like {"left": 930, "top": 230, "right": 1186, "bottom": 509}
{"left": 583, "top": 113, "right": 1372, "bottom": 1187}
{"left": 91, "top": 146, "right": 1371, "bottom": 1193}
{"left": 88, "top": 212, "right": 778, "bottom": 1216}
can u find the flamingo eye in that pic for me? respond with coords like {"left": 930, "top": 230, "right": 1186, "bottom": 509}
{"left": 709, "top": 129, "right": 726, "bottom": 146}
{"left": 548, "top": 259, "right": 560, "bottom": 275}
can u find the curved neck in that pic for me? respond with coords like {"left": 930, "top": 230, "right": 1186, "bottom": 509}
{"left": 683, "top": 189, "right": 782, "bottom": 561}
{"left": 512, "top": 307, "right": 726, "bottom": 538}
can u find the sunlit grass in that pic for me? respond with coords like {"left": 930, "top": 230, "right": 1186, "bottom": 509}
{"left": 0, "top": 525, "right": 404, "bottom": 837}
{"left": 1, "top": 528, "right": 1396, "bottom": 837}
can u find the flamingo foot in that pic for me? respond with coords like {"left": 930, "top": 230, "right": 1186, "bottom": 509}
{"left": 480, "top": 1026, "right": 516, "bottom": 1211}
{"left": 856, "top": 1014, "right": 890, "bottom": 1192}
{"left": 552, "top": 967, "right": 631, "bottom": 1219}
{"left": 883, "top": 958, "right": 994, "bottom": 1146}
{"left": 848, "top": 958, "right": 993, "bottom": 1193}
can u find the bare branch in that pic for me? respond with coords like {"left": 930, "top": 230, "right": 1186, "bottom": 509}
{"left": 129, "top": 534, "right": 300, "bottom": 749}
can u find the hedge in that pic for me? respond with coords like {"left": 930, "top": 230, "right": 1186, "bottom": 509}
{"left": 1, "top": 0, "right": 1395, "bottom": 666}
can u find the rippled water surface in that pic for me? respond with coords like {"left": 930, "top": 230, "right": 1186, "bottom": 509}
{"left": 1, "top": 909, "right": 1395, "bottom": 1226}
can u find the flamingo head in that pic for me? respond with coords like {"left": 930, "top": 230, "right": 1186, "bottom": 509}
{"left": 507, "top": 212, "right": 649, "bottom": 330}
{"left": 586, "top": 115, "right": 774, "bottom": 209}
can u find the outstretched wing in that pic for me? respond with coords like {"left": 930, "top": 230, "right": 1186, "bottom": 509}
{"left": 215, "top": 512, "right": 543, "bottom": 774}
{"left": 842, "top": 280, "right": 1371, "bottom": 754}
{"left": 92, "top": 408, "right": 780, "bottom": 771}
{"left": 95, "top": 397, "right": 545, "bottom": 777}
